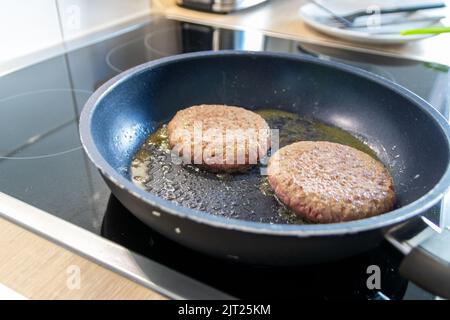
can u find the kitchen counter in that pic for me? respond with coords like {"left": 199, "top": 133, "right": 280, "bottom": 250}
{"left": 0, "top": 216, "right": 164, "bottom": 299}
{"left": 153, "top": 0, "right": 450, "bottom": 66}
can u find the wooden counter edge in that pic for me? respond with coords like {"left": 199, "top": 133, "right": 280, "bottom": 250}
{"left": 0, "top": 217, "right": 166, "bottom": 300}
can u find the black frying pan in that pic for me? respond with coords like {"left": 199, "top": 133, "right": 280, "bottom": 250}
{"left": 80, "top": 51, "right": 450, "bottom": 298}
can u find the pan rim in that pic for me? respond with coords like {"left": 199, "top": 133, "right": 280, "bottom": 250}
{"left": 79, "top": 50, "right": 450, "bottom": 237}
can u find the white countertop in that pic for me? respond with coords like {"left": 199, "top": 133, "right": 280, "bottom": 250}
{"left": 154, "top": 0, "right": 450, "bottom": 66}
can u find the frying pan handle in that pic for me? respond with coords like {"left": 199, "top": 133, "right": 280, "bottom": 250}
{"left": 385, "top": 216, "right": 450, "bottom": 299}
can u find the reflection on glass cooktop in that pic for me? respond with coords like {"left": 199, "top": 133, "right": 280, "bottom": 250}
{"left": 102, "top": 195, "right": 409, "bottom": 300}
{"left": 0, "top": 16, "right": 448, "bottom": 299}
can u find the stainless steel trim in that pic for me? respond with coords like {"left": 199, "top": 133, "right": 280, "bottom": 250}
{"left": 176, "top": 0, "right": 211, "bottom": 6}
{"left": 212, "top": 0, "right": 269, "bottom": 13}
{"left": 441, "top": 189, "right": 450, "bottom": 229}
{"left": 384, "top": 216, "right": 445, "bottom": 256}
{"left": 0, "top": 192, "right": 233, "bottom": 299}
{"left": 177, "top": 0, "right": 269, "bottom": 13}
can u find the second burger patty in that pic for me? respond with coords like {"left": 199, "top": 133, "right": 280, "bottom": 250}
{"left": 267, "top": 141, "right": 395, "bottom": 223}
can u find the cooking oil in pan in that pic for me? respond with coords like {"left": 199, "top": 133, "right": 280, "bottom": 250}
{"left": 130, "top": 109, "right": 378, "bottom": 224}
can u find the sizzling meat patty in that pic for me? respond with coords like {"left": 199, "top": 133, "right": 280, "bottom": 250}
{"left": 267, "top": 141, "right": 395, "bottom": 223}
{"left": 168, "top": 104, "right": 271, "bottom": 172}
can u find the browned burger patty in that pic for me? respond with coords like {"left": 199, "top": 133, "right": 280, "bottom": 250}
{"left": 267, "top": 141, "right": 395, "bottom": 223}
{"left": 167, "top": 104, "right": 270, "bottom": 172}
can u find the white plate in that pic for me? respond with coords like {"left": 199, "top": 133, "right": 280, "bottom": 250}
{"left": 299, "top": 0, "right": 444, "bottom": 44}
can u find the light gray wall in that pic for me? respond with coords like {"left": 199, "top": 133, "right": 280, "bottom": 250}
{"left": 0, "top": 0, "right": 151, "bottom": 70}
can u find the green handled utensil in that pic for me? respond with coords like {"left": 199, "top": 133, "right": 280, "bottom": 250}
{"left": 401, "top": 26, "right": 450, "bottom": 35}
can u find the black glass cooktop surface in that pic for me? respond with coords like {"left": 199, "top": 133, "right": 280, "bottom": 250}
{"left": 0, "top": 16, "right": 448, "bottom": 300}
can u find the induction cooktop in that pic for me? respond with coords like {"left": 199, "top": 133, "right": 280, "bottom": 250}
{"left": 0, "top": 16, "right": 448, "bottom": 300}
